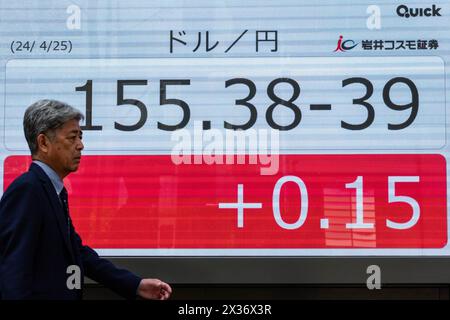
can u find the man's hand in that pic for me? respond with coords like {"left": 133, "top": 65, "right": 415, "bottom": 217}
{"left": 137, "top": 278, "right": 172, "bottom": 300}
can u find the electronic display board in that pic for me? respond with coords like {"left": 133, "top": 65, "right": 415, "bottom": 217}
{"left": 1, "top": 0, "right": 450, "bottom": 284}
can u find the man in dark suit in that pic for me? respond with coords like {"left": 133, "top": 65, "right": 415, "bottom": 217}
{"left": 0, "top": 99, "right": 172, "bottom": 300}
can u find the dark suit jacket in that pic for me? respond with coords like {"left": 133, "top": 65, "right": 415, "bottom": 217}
{"left": 0, "top": 163, "right": 141, "bottom": 300}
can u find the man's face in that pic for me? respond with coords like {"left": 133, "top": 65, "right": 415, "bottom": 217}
{"left": 45, "top": 119, "right": 84, "bottom": 179}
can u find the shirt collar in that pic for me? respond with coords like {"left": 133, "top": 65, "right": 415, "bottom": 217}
{"left": 33, "top": 160, "right": 64, "bottom": 195}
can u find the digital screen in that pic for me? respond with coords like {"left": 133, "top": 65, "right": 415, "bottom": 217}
{"left": 1, "top": 1, "right": 449, "bottom": 259}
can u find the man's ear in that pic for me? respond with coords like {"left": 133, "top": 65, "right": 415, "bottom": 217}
{"left": 36, "top": 133, "right": 50, "bottom": 154}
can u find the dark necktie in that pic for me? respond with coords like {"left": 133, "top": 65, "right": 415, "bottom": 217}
{"left": 59, "top": 187, "right": 71, "bottom": 240}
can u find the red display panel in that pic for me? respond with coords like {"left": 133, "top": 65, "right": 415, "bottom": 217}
{"left": 4, "top": 154, "right": 447, "bottom": 249}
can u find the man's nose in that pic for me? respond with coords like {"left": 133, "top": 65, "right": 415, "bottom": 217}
{"left": 77, "top": 138, "right": 84, "bottom": 150}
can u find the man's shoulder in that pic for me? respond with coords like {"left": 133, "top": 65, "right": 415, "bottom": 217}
{"left": 4, "top": 166, "right": 43, "bottom": 195}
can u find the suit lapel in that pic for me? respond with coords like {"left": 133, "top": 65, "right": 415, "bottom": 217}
{"left": 30, "top": 163, "right": 76, "bottom": 262}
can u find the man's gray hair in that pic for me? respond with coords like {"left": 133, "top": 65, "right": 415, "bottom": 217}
{"left": 23, "top": 99, "right": 85, "bottom": 155}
